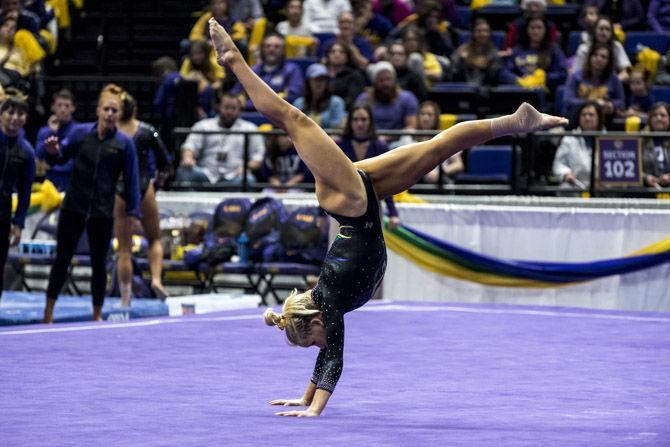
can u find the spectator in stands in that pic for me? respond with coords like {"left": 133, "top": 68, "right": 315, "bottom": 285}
{"left": 153, "top": 56, "right": 197, "bottom": 138}
{"left": 416, "top": 0, "right": 460, "bottom": 30}
{"left": 572, "top": 16, "right": 631, "bottom": 82}
{"left": 35, "top": 89, "right": 77, "bottom": 191}
{"left": 24, "top": 0, "right": 57, "bottom": 54}
{"left": 277, "top": 0, "right": 317, "bottom": 59}
{"left": 115, "top": 93, "right": 171, "bottom": 306}
{"left": 388, "top": 42, "right": 428, "bottom": 101}
{"left": 176, "top": 93, "right": 265, "bottom": 185}
{"left": 42, "top": 84, "right": 141, "bottom": 323}
{"left": 0, "top": 93, "right": 34, "bottom": 300}
{"left": 648, "top": 0, "right": 670, "bottom": 33}
{"left": 320, "top": 11, "right": 373, "bottom": 70}
{"left": 390, "top": 100, "right": 464, "bottom": 183}
{"left": 553, "top": 101, "right": 604, "bottom": 189}
{"left": 351, "top": 0, "right": 393, "bottom": 49}
{"left": 620, "top": 67, "right": 653, "bottom": 118}
{"left": 260, "top": 131, "right": 311, "bottom": 190}
{"left": 450, "top": 18, "right": 503, "bottom": 85}
{"left": 0, "top": 0, "right": 39, "bottom": 34}
{"left": 584, "top": 0, "right": 645, "bottom": 32}
{"left": 302, "top": 0, "right": 352, "bottom": 34}
{"left": 401, "top": 26, "right": 443, "bottom": 83}
{"left": 294, "top": 63, "right": 347, "bottom": 129}
{"left": 500, "top": 17, "right": 567, "bottom": 91}
{"left": 564, "top": 43, "right": 625, "bottom": 120}
{"left": 336, "top": 104, "right": 400, "bottom": 227}
{"left": 577, "top": 4, "right": 600, "bottom": 43}
{"left": 189, "top": 0, "right": 247, "bottom": 54}
{"left": 229, "top": 0, "right": 264, "bottom": 30}
{"left": 393, "top": 0, "right": 455, "bottom": 58}
{"left": 276, "top": 0, "right": 312, "bottom": 37}
{"left": 504, "top": 0, "right": 558, "bottom": 51}
{"left": 0, "top": 15, "right": 39, "bottom": 91}
{"left": 642, "top": 102, "right": 670, "bottom": 187}
{"left": 323, "top": 41, "right": 367, "bottom": 108}
{"left": 355, "top": 61, "right": 418, "bottom": 131}
{"left": 179, "top": 39, "right": 221, "bottom": 118}
{"left": 373, "top": 0, "right": 412, "bottom": 26}
{"left": 231, "top": 33, "right": 305, "bottom": 109}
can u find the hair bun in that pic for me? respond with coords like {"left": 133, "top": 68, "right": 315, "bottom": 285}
{"left": 263, "top": 308, "right": 285, "bottom": 330}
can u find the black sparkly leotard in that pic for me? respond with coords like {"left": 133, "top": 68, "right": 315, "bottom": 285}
{"left": 309, "top": 170, "right": 387, "bottom": 393}
{"left": 117, "top": 122, "right": 171, "bottom": 198}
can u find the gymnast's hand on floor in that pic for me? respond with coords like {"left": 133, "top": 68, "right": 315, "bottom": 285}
{"left": 269, "top": 398, "right": 309, "bottom": 407}
{"left": 275, "top": 408, "right": 320, "bottom": 417}
{"left": 208, "top": 18, "right": 239, "bottom": 67}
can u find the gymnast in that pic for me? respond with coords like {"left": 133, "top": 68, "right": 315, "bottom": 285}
{"left": 115, "top": 92, "right": 172, "bottom": 305}
{"left": 208, "top": 18, "right": 568, "bottom": 417}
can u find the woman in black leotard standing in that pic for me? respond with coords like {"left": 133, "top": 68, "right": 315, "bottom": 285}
{"left": 209, "top": 19, "right": 568, "bottom": 417}
{"left": 115, "top": 92, "right": 172, "bottom": 305}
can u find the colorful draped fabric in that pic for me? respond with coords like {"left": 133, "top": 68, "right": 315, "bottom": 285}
{"left": 384, "top": 223, "right": 670, "bottom": 288}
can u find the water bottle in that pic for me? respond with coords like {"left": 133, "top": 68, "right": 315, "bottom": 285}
{"left": 237, "top": 232, "right": 250, "bottom": 263}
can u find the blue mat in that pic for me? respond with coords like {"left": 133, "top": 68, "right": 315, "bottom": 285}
{"left": 0, "top": 292, "right": 169, "bottom": 325}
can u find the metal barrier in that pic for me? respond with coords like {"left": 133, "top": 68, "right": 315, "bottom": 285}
{"left": 167, "top": 127, "right": 670, "bottom": 198}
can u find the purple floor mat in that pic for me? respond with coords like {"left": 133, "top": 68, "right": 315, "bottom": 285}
{"left": 2, "top": 301, "right": 669, "bottom": 446}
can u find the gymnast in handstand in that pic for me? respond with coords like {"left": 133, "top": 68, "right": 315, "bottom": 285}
{"left": 208, "top": 18, "right": 568, "bottom": 417}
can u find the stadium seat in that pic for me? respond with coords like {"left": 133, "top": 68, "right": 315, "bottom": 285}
{"left": 240, "top": 111, "right": 271, "bottom": 126}
{"left": 554, "top": 85, "right": 565, "bottom": 116}
{"left": 286, "top": 57, "right": 319, "bottom": 76}
{"left": 457, "top": 30, "right": 506, "bottom": 49}
{"left": 455, "top": 145, "right": 513, "bottom": 184}
{"left": 313, "top": 32, "right": 336, "bottom": 56}
{"left": 487, "top": 86, "right": 545, "bottom": 115}
{"left": 567, "top": 31, "right": 582, "bottom": 57}
{"left": 474, "top": 6, "right": 521, "bottom": 31}
{"left": 651, "top": 86, "right": 670, "bottom": 104}
{"left": 624, "top": 32, "right": 670, "bottom": 58}
{"left": 430, "top": 82, "right": 479, "bottom": 114}
{"left": 457, "top": 6, "right": 471, "bottom": 28}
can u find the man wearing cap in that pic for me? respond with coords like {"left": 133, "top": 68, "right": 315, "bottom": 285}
{"left": 354, "top": 61, "right": 418, "bottom": 132}
{"left": 294, "top": 63, "right": 347, "bottom": 129}
{"left": 231, "top": 33, "right": 305, "bottom": 110}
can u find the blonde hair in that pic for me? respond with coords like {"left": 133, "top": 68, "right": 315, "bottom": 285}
{"left": 263, "top": 289, "right": 320, "bottom": 346}
{"left": 98, "top": 83, "right": 126, "bottom": 104}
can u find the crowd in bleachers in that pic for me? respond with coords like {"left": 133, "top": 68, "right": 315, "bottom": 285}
{"left": 1, "top": 0, "right": 669, "bottom": 193}
{"left": 131, "top": 0, "right": 670, "bottom": 192}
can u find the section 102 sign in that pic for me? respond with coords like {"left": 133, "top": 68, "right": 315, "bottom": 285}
{"left": 595, "top": 137, "right": 643, "bottom": 187}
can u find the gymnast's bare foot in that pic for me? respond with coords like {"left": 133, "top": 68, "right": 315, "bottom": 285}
{"left": 209, "top": 18, "right": 240, "bottom": 67}
{"left": 93, "top": 305, "right": 103, "bottom": 322}
{"left": 491, "top": 102, "right": 569, "bottom": 137}
{"left": 151, "top": 281, "right": 169, "bottom": 301}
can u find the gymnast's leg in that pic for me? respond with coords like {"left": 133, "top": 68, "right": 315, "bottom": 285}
{"left": 355, "top": 104, "right": 569, "bottom": 199}
{"left": 114, "top": 195, "right": 134, "bottom": 307}
{"left": 208, "top": 18, "right": 367, "bottom": 218}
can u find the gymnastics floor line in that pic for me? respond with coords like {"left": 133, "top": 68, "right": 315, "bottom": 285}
{"left": 2, "top": 301, "right": 669, "bottom": 446}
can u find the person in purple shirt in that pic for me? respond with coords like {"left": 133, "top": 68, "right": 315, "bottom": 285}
{"left": 648, "top": 0, "right": 670, "bottom": 33}
{"left": 319, "top": 11, "right": 374, "bottom": 70}
{"left": 0, "top": 94, "right": 34, "bottom": 299}
{"left": 35, "top": 89, "right": 78, "bottom": 191}
{"left": 42, "top": 84, "right": 141, "bottom": 323}
{"left": 231, "top": 33, "right": 305, "bottom": 110}
{"left": 563, "top": 43, "right": 625, "bottom": 120}
{"left": 500, "top": 17, "right": 567, "bottom": 91}
{"left": 355, "top": 61, "right": 418, "bottom": 131}
{"left": 336, "top": 105, "right": 400, "bottom": 227}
